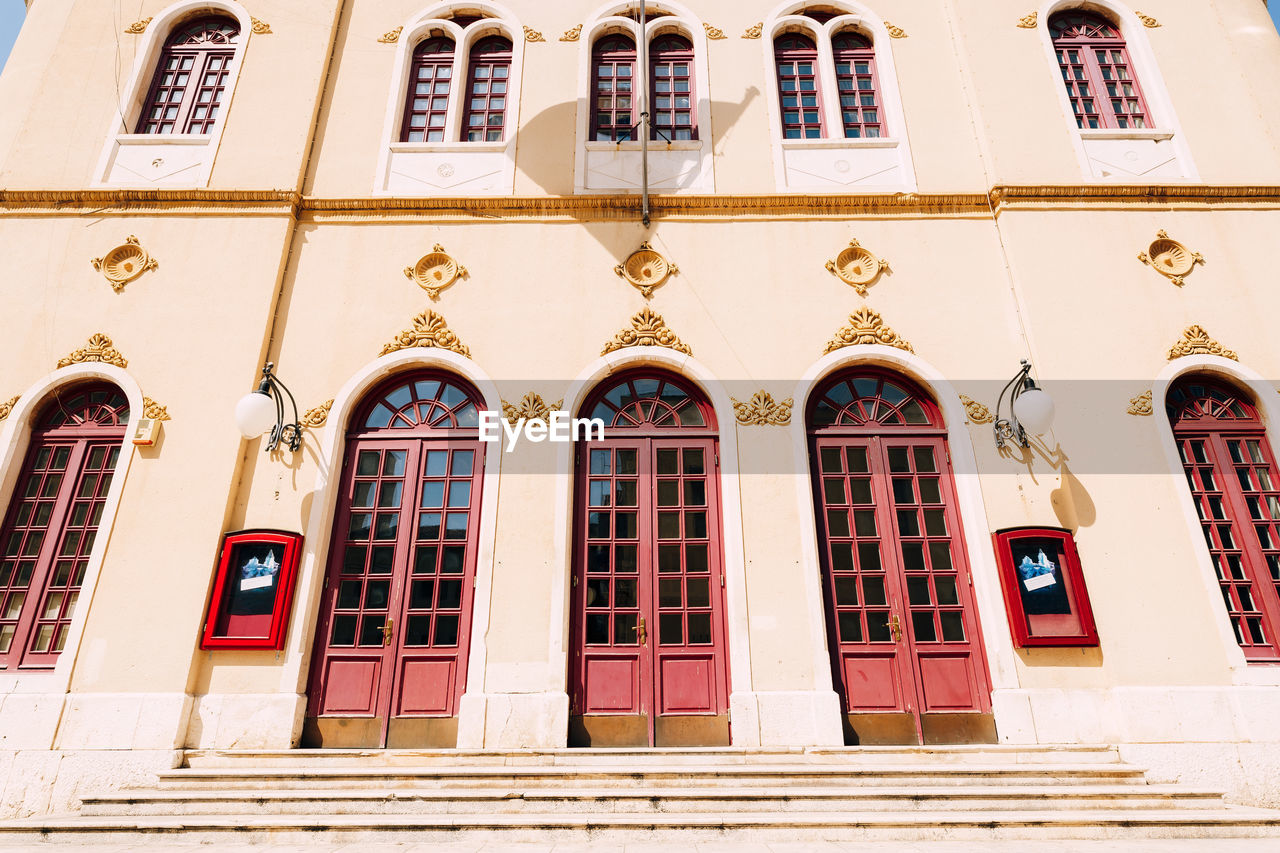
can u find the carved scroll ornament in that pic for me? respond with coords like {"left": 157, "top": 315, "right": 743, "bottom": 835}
{"left": 731, "top": 392, "right": 793, "bottom": 426}
{"left": 502, "top": 393, "right": 564, "bottom": 424}
{"left": 1168, "top": 325, "right": 1237, "bottom": 362}
{"left": 602, "top": 307, "right": 692, "bottom": 356}
{"left": 381, "top": 311, "right": 471, "bottom": 358}
{"left": 57, "top": 334, "right": 129, "bottom": 369}
{"left": 824, "top": 308, "right": 914, "bottom": 354}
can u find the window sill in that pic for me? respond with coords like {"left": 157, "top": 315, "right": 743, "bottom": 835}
{"left": 389, "top": 141, "right": 509, "bottom": 154}
{"left": 585, "top": 140, "right": 704, "bottom": 152}
{"left": 114, "top": 133, "right": 214, "bottom": 145}
{"left": 781, "top": 137, "right": 900, "bottom": 150}
{"left": 1078, "top": 129, "right": 1174, "bottom": 141}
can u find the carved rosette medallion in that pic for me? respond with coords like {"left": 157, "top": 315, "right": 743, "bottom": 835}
{"left": 1127, "top": 391, "right": 1154, "bottom": 416}
{"left": 301, "top": 399, "right": 334, "bottom": 428}
{"left": 381, "top": 311, "right": 472, "bottom": 358}
{"left": 1168, "top": 325, "right": 1238, "bottom": 362}
{"left": 405, "top": 244, "right": 467, "bottom": 299}
{"left": 524, "top": 26, "right": 546, "bottom": 42}
{"left": 615, "top": 242, "right": 678, "bottom": 298}
{"left": 959, "top": 395, "right": 994, "bottom": 425}
{"left": 743, "top": 22, "right": 763, "bottom": 39}
{"left": 0, "top": 396, "right": 19, "bottom": 422}
{"left": 1017, "top": 12, "right": 1038, "bottom": 28}
{"left": 250, "top": 18, "right": 272, "bottom": 34}
{"left": 502, "top": 393, "right": 564, "bottom": 424}
{"left": 703, "top": 23, "right": 727, "bottom": 40}
{"left": 124, "top": 17, "right": 153, "bottom": 34}
{"left": 884, "top": 21, "right": 907, "bottom": 38}
{"left": 378, "top": 26, "right": 403, "bottom": 43}
{"left": 1135, "top": 12, "right": 1160, "bottom": 27}
{"left": 560, "top": 24, "right": 583, "bottom": 42}
{"left": 825, "top": 239, "right": 890, "bottom": 296}
{"left": 602, "top": 307, "right": 692, "bottom": 356}
{"left": 731, "top": 392, "right": 793, "bottom": 426}
{"left": 1138, "top": 230, "right": 1203, "bottom": 287}
{"left": 92, "top": 236, "right": 158, "bottom": 292}
{"left": 824, "top": 308, "right": 914, "bottom": 354}
{"left": 141, "top": 397, "right": 172, "bottom": 422}
{"left": 57, "top": 334, "right": 129, "bottom": 369}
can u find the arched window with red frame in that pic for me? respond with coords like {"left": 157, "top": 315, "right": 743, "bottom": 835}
{"left": 774, "top": 33, "right": 823, "bottom": 139}
{"left": 570, "top": 370, "right": 730, "bottom": 746}
{"left": 649, "top": 34, "right": 695, "bottom": 141}
{"left": 306, "top": 372, "right": 486, "bottom": 747}
{"left": 1168, "top": 375, "right": 1280, "bottom": 661}
{"left": 461, "top": 36, "right": 513, "bottom": 142}
{"left": 808, "top": 369, "right": 992, "bottom": 744}
{"left": 402, "top": 37, "right": 456, "bottom": 142}
{"left": 1050, "top": 11, "right": 1151, "bottom": 129}
{"left": 137, "top": 16, "right": 241, "bottom": 135}
{"left": 592, "top": 34, "right": 638, "bottom": 141}
{"left": 0, "top": 384, "right": 129, "bottom": 670}
{"left": 832, "top": 30, "right": 881, "bottom": 139}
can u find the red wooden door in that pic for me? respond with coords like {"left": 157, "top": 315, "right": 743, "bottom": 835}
{"left": 306, "top": 374, "right": 484, "bottom": 748}
{"left": 570, "top": 372, "right": 729, "bottom": 746}
{"left": 809, "top": 371, "right": 991, "bottom": 744}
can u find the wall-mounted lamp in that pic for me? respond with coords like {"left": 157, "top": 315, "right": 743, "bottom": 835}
{"left": 994, "top": 359, "right": 1056, "bottom": 449}
{"left": 235, "top": 362, "right": 302, "bottom": 452}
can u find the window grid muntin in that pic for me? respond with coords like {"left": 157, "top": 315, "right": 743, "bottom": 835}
{"left": 402, "top": 38, "right": 456, "bottom": 143}
{"left": 649, "top": 35, "right": 695, "bottom": 141}
{"left": 832, "top": 31, "right": 881, "bottom": 139}
{"left": 137, "top": 17, "right": 240, "bottom": 135}
{"left": 584, "top": 446, "right": 643, "bottom": 647}
{"left": 654, "top": 445, "right": 714, "bottom": 647}
{"left": 461, "top": 36, "right": 513, "bottom": 142}
{"left": 592, "top": 35, "right": 638, "bottom": 142}
{"left": 1050, "top": 13, "right": 1151, "bottom": 130}
{"left": 586, "top": 374, "right": 716, "bottom": 431}
{"left": 775, "top": 34, "right": 824, "bottom": 139}
{"left": 405, "top": 446, "right": 476, "bottom": 648}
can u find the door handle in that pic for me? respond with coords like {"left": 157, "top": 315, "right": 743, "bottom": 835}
{"left": 638, "top": 616, "right": 647, "bottom": 646}
{"left": 889, "top": 614, "right": 902, "bottom": 643}
{"left": 382, "top": 618, "right": 394, "bottom": 647}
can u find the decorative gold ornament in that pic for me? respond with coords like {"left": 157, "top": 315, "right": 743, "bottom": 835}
{"left": 381, "top": 311, "right": 472, "bottom": 358}
{"left": 1017, "top": 12, "right": 1038, "bottom": 28}
{"left": 91, "top": 235, "right": 158, "bottom": 292}
{"left": 141, "top": 397, "right": 172, "bottom": 422}
{"left": 959, "top": 395, "right": 994, "bottom": 425}
{"left": 1138, "top": 230, "right": 1203, "bottom": 287}
{"left": 731, "top": 392, "right": 793, "bottom": 426}
{"left": 824, "top": 307, "right": 914, "bottom": 354}
{"left": 524, "top": 26, "right": 545, "bottom": 42}
{"left": 502, "top": 393, "right": 564, "bottom": 424}
{"left": 825, "top": 239, "right": 890, "bottom": 296}
{"left": 378, "top": 26, "right": 403, "bottom": 43}
{"left": 57, "top": 334, "right": 129, "bottom": 369}
{"left": 405, "top": 244, "right": 467, "bottom": 299}
{"left": 884, "top": 21, "right": 908, "bottom": 38}
{"left": 615, "top": 242, "right": 678, "bottom": 298}
{"left": 703, "top": 23, "right": 727, "bottom": 40}
{"left": 1135, "top": 12, "right": 1160, "bottom": 27}
{"left": 1168, "top": 325, "right": 1238, "bottom": 362}
{"left": 301, "top": 399, "right": 334, "bottom": 428}
{"left": 1127, "top": 390, "right": 1154, "bottom": 416}
{"left": 602, "top": 307, "right": 692, "bottom": 356}
{"left": 560, "top": 24, "right": 583, "bottom": 41}
{"left": 743, "top": 22, "right": 763, "bottom": 39}
{"left": 250, "top": 17, "right": 272, "bottom": 34}
{"left": 0, "top": 396, "right": 18, "bottom": 422}
{"left": 124, "top": 17, "right": 152, "bottom": 34}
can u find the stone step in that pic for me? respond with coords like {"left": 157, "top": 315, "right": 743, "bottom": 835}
{"left": 78, "top": 784, "right": 1226, "bottom": 817}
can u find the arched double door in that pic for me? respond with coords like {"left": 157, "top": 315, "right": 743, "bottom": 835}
{"left": 569, "top": 370, "right": 730, "bottom": 746}
{"left": 808, "top": 369, "right": 993, "bottom": 744}
{"left": 305, "top": 372, "right": 485, "bottom": 747}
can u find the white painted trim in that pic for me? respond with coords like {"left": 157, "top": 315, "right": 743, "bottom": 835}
{"left": 373, "top": 2, "right": 525, "bottom": 196}
{"left": 0, "top": 365, "right": 143, "bottom": 717}
{"left": 548, "top": 347, "right": 754, "bottom": 738}
{"left": 275, "top": 348, "right": 504, "bottom": 744}
{"left": 91, "top": 0, "right": 253, "bottom": 188}
{"left": 1152, "top": 356, "right": 1280, "bottom": 687}
{"left": 1035, "top": 0, "right": 1199, "bottom": 181}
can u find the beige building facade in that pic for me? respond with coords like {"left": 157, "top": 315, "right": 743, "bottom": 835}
{"left": 1, "top": 0, "right": 1280, "bottom": 816}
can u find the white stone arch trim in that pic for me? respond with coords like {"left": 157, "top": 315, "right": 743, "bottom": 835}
{"left": 1153, "top": 355, "right": 1280, "bottom": 687}
{"left": 374, "top": 1, "right": 525, "bottom": 195}
{"left": 92, "top": 0, "right": 253, "bottom": 188}
{"left": 276, "top": 348, "right": 505, "bottom": 744}
{"left": 1035, "top": 0, "right": 1199, "bottom": 180}
{"left": 573, "top": 1, "right": 715, "bottom": 194}
{"left": 789, "top": 347, "right": 1021, "bottom": 716}
{"left": 547, "top": 347, "right": 756, "bottom": 741}
{"left": 0, "top": 364, "right": 144, "bottom": 704}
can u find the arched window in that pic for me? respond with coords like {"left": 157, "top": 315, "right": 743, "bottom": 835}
{"left": 306, "top": 373, "right": 485, "bottom": 747}
{"left": 1050, "top": 11, "right": 1150, "bottom": 129}
{"left": 402, "top": 37, "right": 457, "bottom": 143}
{"left": 461, "top": 36, "right": 513, "bottom": 142}
{"left": 0, "top": 384, "right": 129, "bottom": 669}
{"left": 774, "top": 33, "right": 823, "bottom": 139}
{"left": 649, "top": 34, "right": 695, "bottom": 141}
{"left": 592, "top": 35, "right": 638, "bottom": 141}
{"left": 808, "top": 370, "right": 991, "bottom": 744}
{"left": 1168, "top": 376, "right": 1280, "bottom": 661}
{"left": 832, "top": 30, "right": 880, "bottom": 138}
{"left": 137, "top": 16, "right": 241, "bottom": 135}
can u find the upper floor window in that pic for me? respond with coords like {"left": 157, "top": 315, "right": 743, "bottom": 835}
{"left": 772, "top": 20, "right": 882, "bottom": 140}
{"left": 402, "top": 37, "right": 456, "bottom": 142}
{"left": 591, "top": 32, "right": 697, "bottom": 142}
{"left": 400, "top": 32, "right": 513, "bottom": 143}
{"left": 831, "top": 31, "right": 880, "bottom": 139}
{"left": 649, "top": 34, "right": 695, "bottom": 141}
{"left": 137, "top": 16, "right": 241, "bottom": 135}
{"left": 1050, "top": 11, "right": 1151, "bottom": 130}
{"left": 774, "top": 33, "right": 822, "bottom": 139}
{"left": 592, "top": 35, "right": 637, "bottom": 141}
{"left": 462, "top": 36, "right": 513, "bottom": 142}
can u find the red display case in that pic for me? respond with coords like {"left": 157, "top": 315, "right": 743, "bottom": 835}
{"left": 992, "top": 527, "right": 1099, "bottom": 648}
{"left": 201, "top": 529, "right": 303, "bottom": 650}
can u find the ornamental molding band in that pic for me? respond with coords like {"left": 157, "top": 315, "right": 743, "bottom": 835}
{"left": 1127, "top": 391, "right": 1154, "bottom": 416}
{"left": 743, "top": 22, "right": 763, "bottom": 39}
{"left": 824, "top": 307, "right": 914, "bottom": 354}
{"left": 731, "top": 392, "right": 793, "bottom": 426}
{"left": 405, "top": 244, "right": 467, "bottom": 299}
{"left": 502, "top": 393, "right": 564, "bottom": 424}
{"left": 91, "top": 235, "right": 158, "bottom": 292}
{"left": 959, "top": 395, "right": 994, "bottom": 425}
{"left": 301, "top": 400, "right": 334, "bottom": 428}
{"left": 381, "top": 310, "right": 472, "bottom": 358}
{"left": 142, "top": 397, "right": 172, "bottom": 422}
{"left": 602, "top": 307, "right": 692, "bottom": 356}
{"left": 883, "top": 21, "right": 908, "bottom": 38}
{"left": 615, "top": 242, "right": 678, "bottom": 298}
{"left": 703, "top": 23, "right": 727, "bottom": 40}
{"left": 825, "top": 238, "right": 890, "bottom": 296}
{"left": 1168, "top": 325, "right": 1238, "bottom": 362}
{"left": 1017, "top": 12, "right": 1038, "bottom": 28}
{"left": 378, "top": 26, "right": 403, "bottom": 43}
{"left": 1135, "top": 12, "right": 1160, "bottom": 27}
{"left": 524, "top": 26, "right": 545, "bottom": 42}
{"left": 124, "top": 17, "right": 152, "bottom": 34}
{"left": 250, "top": 17, "right": 272, "bottom": 34}
{"left": 1138, "top": 230, "right": 1203, "bottom": 287}
{"left": 0, "top": 396, "right": 18, "bottom": 422}
{"left": 560, "top": 24, "right": 583, "bottom": 42}
{"left": 57, "top": 334, "right": 129, "bottom": 369}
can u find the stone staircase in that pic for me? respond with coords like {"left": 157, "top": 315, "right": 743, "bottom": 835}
{"left": 2, "top": 745, "right": 1280, "bottom": 844}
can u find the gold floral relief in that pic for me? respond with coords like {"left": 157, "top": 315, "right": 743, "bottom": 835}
{"left": 824, "top": 307, "right": 914, "bottom": 354}
{"left": 57, "top": 334, "right": 129, "bottom": 369}
{"left": 825, "top": 239, "right": 890, "bottom": 296}
{"left": 1017, "top": 12, "right": 1038, "bottom": 28}
{"left": 615, "top": 242, "right": 678, "bottom": 298}
{"left": 378, "top": 26, "right": 404, "bottom": 43}
{"left": 524, "top": 26, "right": 546, "bottom": 42}
{"left": 301, "top": 400, "right": 334, "bottom": 428}
{"left": 1127, "top": 391, "right": 1154, "bottom": 416}
{"left": 1138, "top": 230, "right": 1203, "bottom": 287}
{"left": 883, "top": 21, "right": 908, "bottom": 38}
{"left": 742, "top": 22, "right": 763, "bottom": 39}
{"left": 0, "top": 396, "right": 19, "bottom": 422}
{"left": 703, "top": 23, "right": 727, "bottom": 40}
{"left": 381, "top": 311, "right": 472, "bottom": 358}
{"left": 250, "top": 18, "right": 272, "bottom": 34}
{"left": 405, "top": 244, "right": 467, "bottom": 300}
{"left": 602, "top": 307, "right": 692, "bottom": 356}
{"left": 560, "top": 24, "right": 583, "bottom": 42}
{"left": 1135, "top": 12, "right": 1160, "bottom": 27}
{"left": 502, "top": 393, "right": 564, "bottom": 424}
{"left": 731, "top": 392, "right": 793, "bottom": 426}
{"left": 141, "top": 397, "right": 172, "bottom": 422}
{"left": 124, "top": 17, "right": 152, "bottom": 34}
{"left": 1168, "top": 325, "right": 1237, "bottom": 362}
{"left": 92, "top": 235, "right": 158, "bottom": 292}
{"left": 959, "top": 395, "right": 994, "bottom": 425}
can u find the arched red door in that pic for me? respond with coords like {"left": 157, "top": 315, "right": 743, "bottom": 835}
{"left": 570, "top": 370, "right": 729, "bottom": 746}
{"left": 305, "top": 373, "right": 485, "bottom": 747}
{"left": 808, "top": 369, "right": 992, "bottom": 744}
{"left": 1168, "top": 376, "right": 1280, "bottom": 661}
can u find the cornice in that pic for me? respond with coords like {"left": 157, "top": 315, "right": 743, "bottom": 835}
{"left": 0, "top": 189, "right": 302, "bottom": 217}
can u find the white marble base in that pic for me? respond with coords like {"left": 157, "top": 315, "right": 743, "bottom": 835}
{"left": 456, "top": 691, "right": 569, "bottom": 749}
{"left": 730, "top": 690, "right": 844, "bottom": 747}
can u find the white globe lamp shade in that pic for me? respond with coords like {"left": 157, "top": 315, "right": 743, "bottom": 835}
{"left": 235, "top": 391, "right": 277, "bottom": 439}
{"left": 1013, "top": 388, "right": 1056, "bottom": 435}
